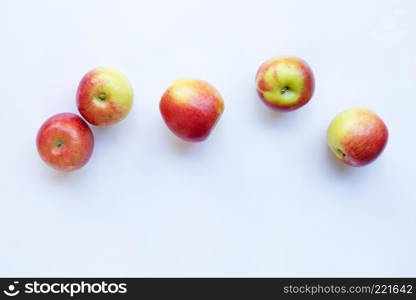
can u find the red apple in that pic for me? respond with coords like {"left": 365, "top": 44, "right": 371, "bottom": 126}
{"left": 255, "top": 56, "right": 315, "bottom": 111}
{"left": 77, "top": 67, "right": 133, "bottom": 126}
{"left": 159, "top": 78, "right": 224, "bottom": 142}
{"left": 327, "top": 108, "right": 388, "bottom": 167}
{"left": 36, "top": 113, "right": 94, "bottom": 171}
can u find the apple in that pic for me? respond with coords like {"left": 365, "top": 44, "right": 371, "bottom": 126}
{"left": 255, "top": 56, "right": 315, "bottom": 111}
{"left": 77, "top": 67, "right": 133, "bottom": 126}
{"left": 36, "top": 113, "right": 94, "bottom": 171}
{"left": 159, "top": 78, "right": 224, "bottom": 142}
{"left": 327, "top": 108, "right": 388, "bottom": 167}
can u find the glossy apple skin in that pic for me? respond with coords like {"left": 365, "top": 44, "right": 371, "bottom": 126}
{"left": 160, "top": 79, "right": 224, "bottom": 142}
{"left": 77, "top": 67, "right": 133, "bottom": 126}
{"left": 327, "top": 108, "right": 388, "bottom": 167}
{"left": 255, "top": 56, "right": 315, "bottom": 111}
{"left": 36, "top": 113, "right": 94, "bottom": 171}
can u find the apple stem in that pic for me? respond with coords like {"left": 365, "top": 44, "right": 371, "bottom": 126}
{"left": 281, "top": 86, "right": 290, "bottom": 95}
{"left": 336, "top": 148, "right": 346, "bottom": 158}
{"left": 98, "top": 93, "right": 106, "bottom": 101}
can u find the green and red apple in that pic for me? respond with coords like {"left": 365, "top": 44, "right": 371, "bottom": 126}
{"left": 327, "top": 108, "right": 388, "bottom": 167}
{"left": 77, "top": 67, "right": 133, "bottom": 126}
{"left": 159, "top": 78, "right": 224, "bottom": 142}
{"left": 36, "top": 113, "right": 94, "bottom": 171}
{"left": 256, "top": 56, "right": 315, "bottom": 111}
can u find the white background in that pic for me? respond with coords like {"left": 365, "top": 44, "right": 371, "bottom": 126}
{"left": 1, "top": 0, "right": 415, "bottom": 277}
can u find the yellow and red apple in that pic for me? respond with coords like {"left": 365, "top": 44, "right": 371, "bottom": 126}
{"left": 159, "top": 79, "right": 224, "bottom": 142}
{"left": 327, "top": 108, "right": 388, "bottom": 167}
{"left": 256, "top": 56, "right": 315, "bottom": 111}
{"left": 77, "top": 67, "right": 133, "bottom": 126}
{"left": 36, "top": 113, "right": 94, "bottom": 171}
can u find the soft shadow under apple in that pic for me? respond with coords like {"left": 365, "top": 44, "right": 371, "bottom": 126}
{"left": 168, "top": 132, "right": 195, "bottom": 152}
{"left": 46, "top": 167, "right": 75, "bottom": 182}
{"left": 254, "top": 95, "right": 286, "bottom": 123}
{"left": 91, "top": 125, "right": 113, "bottom": 139}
